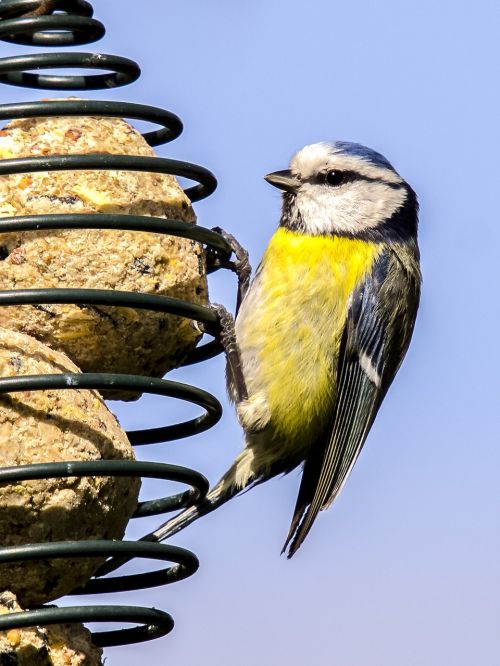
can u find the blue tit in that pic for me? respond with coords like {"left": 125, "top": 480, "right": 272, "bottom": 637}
{"left": 151, "top": 141, "right": 421, "bottom": 558}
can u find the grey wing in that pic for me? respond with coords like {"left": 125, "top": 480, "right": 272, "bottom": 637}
{"left": 283, "top": 246, "right": 420, "bottom": 557}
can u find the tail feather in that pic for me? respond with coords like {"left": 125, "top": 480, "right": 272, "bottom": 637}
{"left": 96, "top": 471, "right": 244, "bottom": 579}
{"left": 152, "top": 444, "right": 298, "bottom": 545}
{"left": 281, "top": 448, "right": 323, "bottom": 559}
{"left": 152, "top": 480, "right": 237, "bottom": 542}
{"left": 151, "top": 446, "right": 260, "bottom": 543}
{"left": 95, "top": 447, "right": 292, "bottom": 579}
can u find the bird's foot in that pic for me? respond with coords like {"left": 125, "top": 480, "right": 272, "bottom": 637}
{"left": 19, "top": 0, "right": 58, "bottom": 17}
{"left": 207, "top": 227, "right": 251, "bottom": 314}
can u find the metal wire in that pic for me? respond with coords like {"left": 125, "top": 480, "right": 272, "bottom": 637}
{"left": 0, "top": 0, "right": 228, "bottom": 649}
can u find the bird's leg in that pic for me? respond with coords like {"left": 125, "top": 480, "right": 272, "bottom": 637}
{"left": 206, "top": 227, "right": 251, "bottom": 316}
{"left": 211, "top": 303, "right": 248, "bottom": 403}
{"left": 97, "top": 306, "right": 247, "bottom": 580}
{"left": 99, "top": 247, "right": 248, "bottom": 580}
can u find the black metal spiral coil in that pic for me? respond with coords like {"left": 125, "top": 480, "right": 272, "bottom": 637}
{"left": 0, "top": 0, "right": 230, "bottom": 650}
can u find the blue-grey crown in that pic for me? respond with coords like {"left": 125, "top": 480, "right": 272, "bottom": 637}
{"left": 333, "top": 141, "right": 396, "bottom": 172}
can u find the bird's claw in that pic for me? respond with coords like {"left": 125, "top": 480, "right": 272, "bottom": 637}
{"left": 209, "top": 302, "right": 234, "bottom": 342}
{"left": 207, "top": 227, "right": 251, "bottom": 314}
{"left": 18, "top": 0, "right": 58, "bottom": 18}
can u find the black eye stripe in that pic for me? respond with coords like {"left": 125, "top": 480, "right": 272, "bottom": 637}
{"left": 311, "top": 170, "right": 402, "bottom": 190}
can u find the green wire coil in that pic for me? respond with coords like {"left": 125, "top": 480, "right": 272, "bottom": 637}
{"left": 0, "top": 0, "right": 228, "bottom": 648}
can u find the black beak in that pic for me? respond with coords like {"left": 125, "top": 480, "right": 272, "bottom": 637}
{"left": 264, "top": 169, "right": 301, "bottom": 193}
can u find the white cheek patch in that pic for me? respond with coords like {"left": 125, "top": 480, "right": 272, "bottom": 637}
{"left": 297, "top": 181, "right": 407, "bottom": 236}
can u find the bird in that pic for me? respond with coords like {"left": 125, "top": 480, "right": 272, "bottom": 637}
{"left": 130, "top": 140, "right": 421, "bottom": 560}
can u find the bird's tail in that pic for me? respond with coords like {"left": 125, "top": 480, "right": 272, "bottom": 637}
{"left": 95, "top": 450, "right": 257, "bottom": 578}
{"left": 152, "top": 446, "right": 260, "bottom": 543}
{"left": 152, "top": 477, "right": 236, "bottom": 542}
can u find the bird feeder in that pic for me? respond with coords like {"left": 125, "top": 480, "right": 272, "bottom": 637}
{"left": 0, "top": 0, "right": 231, "bottom": 662}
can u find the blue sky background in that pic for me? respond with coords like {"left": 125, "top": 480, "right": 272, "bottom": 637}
{"left": 1, "top": 1, "right": 500, "bottom": 664}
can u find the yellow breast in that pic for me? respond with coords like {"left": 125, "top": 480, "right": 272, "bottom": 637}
{"left": 236, "top": 228, "right": 381, "bottom": 448}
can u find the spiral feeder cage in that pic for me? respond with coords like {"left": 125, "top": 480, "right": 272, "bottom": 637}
{"left": 0, "top": 0, "right": 233, "bottom": 655}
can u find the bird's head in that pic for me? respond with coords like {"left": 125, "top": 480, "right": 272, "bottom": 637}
{"left": 265, "top": 141, "right": 418, "bottom": 242}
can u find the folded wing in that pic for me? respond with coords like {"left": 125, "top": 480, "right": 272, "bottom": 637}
{"left": 283, "top": 247, "right": 420, "bottom": 557}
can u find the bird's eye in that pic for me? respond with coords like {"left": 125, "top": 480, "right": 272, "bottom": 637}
{"left": 325, "top": 170, "right": 345, "bottom": 186}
